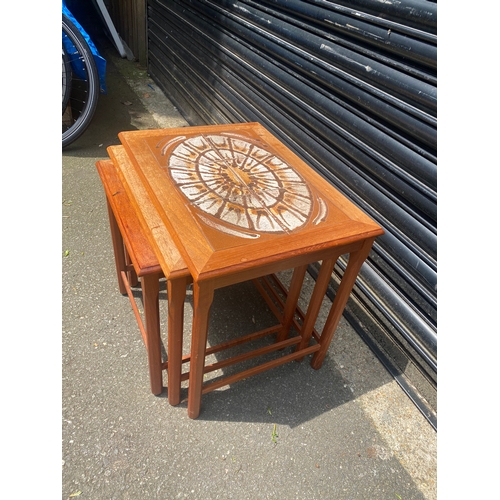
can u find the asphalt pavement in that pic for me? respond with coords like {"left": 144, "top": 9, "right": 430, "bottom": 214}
{"left": 62, "top": 37, "right": 437, "bottom": 500}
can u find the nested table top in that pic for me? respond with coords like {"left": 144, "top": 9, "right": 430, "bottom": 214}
{"left": 107, "top": 145, "right": 189, "bottom": 281}
{"left": 118, "top": 123, "right": 383, "bottom": 283}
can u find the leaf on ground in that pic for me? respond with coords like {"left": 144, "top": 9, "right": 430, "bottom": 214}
{"left": 69, "top": 492, "right": 82, "bottom": 498}
{"left": 271, "top": 423, "right": 278, "bottom": 443}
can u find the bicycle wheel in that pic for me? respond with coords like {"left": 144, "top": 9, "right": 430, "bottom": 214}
{"left": 62, "top": 13, "right": 100, "bottom": 148}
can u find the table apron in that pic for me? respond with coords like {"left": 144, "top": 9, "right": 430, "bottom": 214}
{"left": 204, "top": 239, "right": 371, "bottom": 290}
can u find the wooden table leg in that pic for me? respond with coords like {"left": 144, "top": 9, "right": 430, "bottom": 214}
{"left": 141, "top": 273, "right": 163, "bottom": 395}
{"left": 311, "top": 238, "right": 375, "bottom": 370}
{"left": 295, "top": 256, "right": 338, "bottom": 360}
{"left": 187, "top": 280, "right": 215, "bottom": 419}
{"left": 106, "top": 199, "right": 128, "bottom": 295}
{"left": 276, "top": 265, "right": 308, "bottom": 342}
{"left": 124, "top": 248, "right": 138, "bottom": 287}
{"left": 167, "top": 277, "right": 188, "bottom": 406}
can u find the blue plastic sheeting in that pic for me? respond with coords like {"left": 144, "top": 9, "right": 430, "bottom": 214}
{"left": 62, "top": 1, "right": 107, "bottom": 94}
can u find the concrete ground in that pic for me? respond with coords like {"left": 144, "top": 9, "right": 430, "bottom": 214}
{"left": 62, "top": 36, "right": 437, "bottom": 500}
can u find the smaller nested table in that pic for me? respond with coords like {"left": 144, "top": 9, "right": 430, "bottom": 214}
{"left": 114, "top": 122, "right": 383, "bottom": 419}
{"left": 96, "top": 153, "right": 190, "bottom": 405}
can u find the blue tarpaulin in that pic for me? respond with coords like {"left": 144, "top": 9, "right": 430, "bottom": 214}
{"left": 62, "top": 0, "right": 107, "bottom": 94}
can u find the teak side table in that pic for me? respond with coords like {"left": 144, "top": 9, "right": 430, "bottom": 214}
{"left": 116, "top": 122, "right": 384, "bottom": 419}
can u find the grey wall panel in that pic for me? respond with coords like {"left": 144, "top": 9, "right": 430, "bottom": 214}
{"left": 147, "top": 0, "right": 437, "bottom": 419}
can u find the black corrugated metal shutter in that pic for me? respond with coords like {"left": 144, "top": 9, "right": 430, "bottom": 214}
{"left": 146, "top": 0, "right": 437, "bottom": 424}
